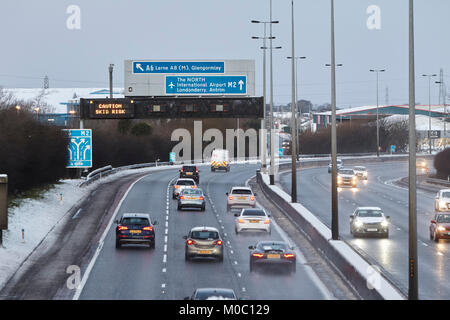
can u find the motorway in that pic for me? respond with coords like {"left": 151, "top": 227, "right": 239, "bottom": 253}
{"left": 77, "top": 164, "right": 333, "bottom": 300}
{"left": 280, "top": 159, "right": 449, "bottom": 300}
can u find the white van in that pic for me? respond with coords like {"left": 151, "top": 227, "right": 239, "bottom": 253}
{"left": 211, "top": 149, "right": 230, "bottom": 172}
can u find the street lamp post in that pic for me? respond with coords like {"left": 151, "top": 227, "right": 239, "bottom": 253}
{"left": 289, "top": 0, "right": 297, "bottom": 203}
{"left": 435, "top": 80, "right": 447, "bottom": 149}
{"left": 109, "top": 64, "right": 114, "bottom": 99}
{"left": 408, "top": 0, "right": 418, "bottom": 301}
{"left": 252, "top": 27, "right": 276, "bottom": 174}
{"left": 370, "top": 69, "right": 386, "bottom": 157}
{"left": 423, "top": 74, "right": 437, "bottom": 154}
{"left": 287, "top": 56, "right": 306, "bottom": 161}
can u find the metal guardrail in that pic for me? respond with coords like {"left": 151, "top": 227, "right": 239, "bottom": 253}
{"left": 425, "top": 177, "right": 450, "bottom": 187}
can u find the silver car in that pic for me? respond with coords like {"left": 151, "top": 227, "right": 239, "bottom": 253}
{"left": 434, "top": 189, "right": 450, "bottom": 212}
{"left": 178, "top": 188, "right": 206, "bottom": 211}
{"left": 172, "top": 178, "right": 197, "bottom": 199}
{"left": 184, "top": 226, "right": 224, "bottom": 261}
{"left": 353, "top": 166, "right": 368, "bottom": 180}
{"left": 328, "top": 159, "right": 343, "bottom": 173}
{"left": 350, "top": 207, "right": 390, "bottom": 238}
{"left": 226, "top": 187, "right": 256, "bottom": 210}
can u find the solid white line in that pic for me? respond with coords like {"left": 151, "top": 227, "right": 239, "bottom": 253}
{"left": 73, "top": 174, "right": 150, "bottom": 300}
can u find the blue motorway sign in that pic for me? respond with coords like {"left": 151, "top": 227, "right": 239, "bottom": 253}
{"left": 133, "top": 61, "right": 224, "bottom": 74}
{"left": 165, "top": 75, "right": 247, "bottom": 95}
{"left": 64, "top": 129, "right": 92, "bottom": 168}
{"left": 169, "top": 152, "right": 176, "bottom": 163}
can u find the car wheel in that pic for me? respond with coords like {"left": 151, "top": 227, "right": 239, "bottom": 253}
{"left": 177, "top": 205, "right": 182, "bottom": 211}
{"left": 384, "top": 231, "right": 389, "bottom": 238}
{"left": 115, "top": 239, "right": 121, "bottom": 249}
{"left": 218, "top": 254, "right": 223, "bottom": 262}
{"left": 185, "top": 252, "right": 190, "bottom": 261}
{"left": 227, "top": 204, "right": 230, "bottom": 211}
{"left": 172, "top": 194, "right": 177, "bottom": 200}
{"left": 430, "top": 230, "right": 434, "bottom": 240}
{"left": 211, "top": 168, "right": 215, "bottom": 172}
{"left": 149, "top": 241, "right": 155, "bottom": 249}
{"left": 201, "top": 205, "right": 205, "bottom": 211}
{"left": 235, "top": 227, "right": 239, "bottom": 234}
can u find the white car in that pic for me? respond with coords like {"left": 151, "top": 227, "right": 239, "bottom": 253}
{"left": 234, "top": 208, "right": 271, "bottom": 234}
{"left": 353, "top": 166, "right": 368, "bottom": 180}
{"left": 337, "top": 168, "right": 357, "bottom": 188}
{"left": 435, "top": 189, "right": 450, "bottom": 212}
{"left": 172, "top": 178, "right": 197, "bottom": 199}
{"left": 350, "top": 207, "right": 390, "bottom": 238}
{"left": 226, "top": 187, "right": 256, "bottom": 210}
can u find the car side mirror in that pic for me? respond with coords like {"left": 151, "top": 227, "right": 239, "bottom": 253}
{"left": 152, "top": 220, "right": 158, "bottom": 225}
{"left": 386, "top": 216, "right": 390, "bottom": 220}
{"left": 291, "top": 246, "right": 296, "bottom": 250}
{"left": 349, "top": 216, "right": 353, "bottom": 219}
{"left": 254, "top": 193, "right": 258, "bottom": 196}
{"left": 268, "top": 214, "right": 271, "bottom": 217}
{"left": 183, "top": 235, "right": 187, "bottom": 240}
{"left": 171, "top": 182, "right": 175, "bottom": 186}
{"left": 431, "top": 220, "right": 436, "bottom": 224}
{"left": 234, "top": 213, "right": 239, "bottom": 217}
{"left": 248, "top": 245, "right": 255, "bottom": 250}
{"left": 226, "top": 192, "right": 229, "bottom": 196}
{"left": 114, "top": 220, "right": 119, "bottom": 224}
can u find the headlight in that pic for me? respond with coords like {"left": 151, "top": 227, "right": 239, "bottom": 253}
{"left": 363, "top": 172, "right": 368, "bottom": 176}
{"left": 439, "top": 200, "right": 446, "bottom": 208}
{"left": 354, "top": 219, "right": 363, "bottom": 228}
{"left": 438, "top": 226, "right": 446, "bottom": 232}
{"left": 381, "top": 220, "right": 389, "bottom": 228}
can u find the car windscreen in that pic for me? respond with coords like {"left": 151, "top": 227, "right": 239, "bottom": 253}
{"left": 339, "top": 170, "right": 354, "bottom": 175}
{"left": 232, "top": 189, "right": 252, "bottom": 195}
{"left": 442, "top": 192, "right": 450, "bottom": 198}
{"left": 258, "top": 242, "right": 287, "bottom": 251}
{"left": 191, "top": 231, "right": 219, "bottom": 240}
{"left": 181, "top": 189, "right": 202, "bottom": 195}
{"left": 437, "top": 215, "right": 450, "bottom": 223}
{"left": 121, "top": 217, "right": 149, "bottom": 225}
{"left": 242, "top": 210, "right": 265, "bottom": 216}
{"left": 182, "top": 166, "right": 196, "bottom": 172}
{"left": 195, "top": 290, "right": 235, "bottom": 300}
{"left": 177, "top": 180, "right": 195, "bottom": 185}
{"left": 357, "top": 210, "right": 383, "bottom": 217}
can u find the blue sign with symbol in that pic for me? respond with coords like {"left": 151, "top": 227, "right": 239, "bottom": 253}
{"left": 169, "top": 152, "right": 176, "bottom": 163}
{"left": 64, "top": 129, "right": 92, "bottom": 168}
{"left": 133, "top": 61, "right": 224, "bottom": 74}
{"left": 390, "top": 145, "right": 396, "bottom": 153}
{"left": 279, "top": 148, "right": 284, "bottom": 156}
{"left": 165, "top": 75, "right": 247, "bottom": 95}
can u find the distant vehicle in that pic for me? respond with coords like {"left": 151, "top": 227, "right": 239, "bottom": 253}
{"left": 429, "top": 213, "right": 450, "bottom": 242}
{"left": 434, "top": 189, "right": 450, "bottom": 212}
{"left": 328, "top": 159, "right": 343, "bottom": 173}
{"left": 115, "top": 213, "right": 158, "bottom": 249}
{"left": 211, "top": 149, "right": 230, "bottom": 172}
{"left": 226, "top": 186, "right": 256, "bottom": 210}
{"left": 184, "top": 288, "right": 237, "bottom": 300}
{"left": 178, "top": 188, "right": 206, "bottom": 211}
{"left": 349, "top": 207, "right": 390, "bottom": 238}
{"left": 234, "top": 208, "right": 271, "bottom": 234}
{"left": 172, "top": 178, "right": 197, "bottom": 199}
{"left": 416, "top": 159, "right": 428, "bottom": 169}
{"left": 248, "top": 241, "right": 296, "bottom": 273}
{"left": 353, "top": 166, "right": 368, "bottom": 180}
{"left": 184, "top": 226, "right": 223, "bottom": 262}
{"left": 337, "top": 168, "right": 357, "bottom": 188}
{"left": 180, "top": 165, "right": 199, "bottom": 183}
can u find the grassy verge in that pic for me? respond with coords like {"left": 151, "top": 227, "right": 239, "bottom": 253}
{"left": 7, "top": 183, "right": 58, "bottom": 209}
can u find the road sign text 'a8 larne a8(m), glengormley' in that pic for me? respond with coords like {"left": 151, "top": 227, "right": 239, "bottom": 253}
{"left": 63, "top": 129, "right": 92, "bottom": 168}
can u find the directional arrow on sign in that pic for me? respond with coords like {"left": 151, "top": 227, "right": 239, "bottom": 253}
{"left": 136, "top": 63, "right": 144, "bottom": 72}
{"left": 238, "top": 80, "right": 244, "bottom": 91}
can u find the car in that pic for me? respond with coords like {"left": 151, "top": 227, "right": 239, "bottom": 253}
{"left": 211, "top": 149, "right": 230, "bottom": 172}
{"left": 434, "top": 189, "right": 450, "bottom": 212}
{"left": 416, "top": 159, "right": 428, "bottom": 169}
{"left": 328, "top": 158, "right": 343, "bottom": 173}
{"left": 429, "top": 213, "right": 450, "bottom": 242}
{"left": 226, "top": 187, "right": 256, "bottom": 210}
{"left": 248, "top": 241, "right": 296, "bottom": 273}
{"left": 184, "top": 288, "right": 237, "bottom": 300}
{"left": 337, "top": 167, "right": 357, "bottom": 188}
{"left": 172, "top": 178, "right": 197, "bottom": 199}
{"left": 179, "top": 165, "right": 199, "bottom": 183}
{"left": 353, "top": 166, "right": 368, "bottom": 180}
{"left": 349, "top": 207, "right": 390, "bottom": 238}
{"left": 115, "top": 213, "right": 158, "bottom": 249}
{"left": 178, "top": 188, "right": 206, "bottom": 211}
{"left": 234, "top": 208, "right": 271, "bottom": 234}
{"left": 184, "top": 226, "right": 224, "bottom": 262}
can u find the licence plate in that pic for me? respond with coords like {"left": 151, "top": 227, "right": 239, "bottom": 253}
{"left": 366, "top": 228, "right": 378, "bottom": 232}
{"left": 186, "top": 172, "right": 193, "bottom": 175}
{"left": 198, "top": 250, "right": 211, "bottom": 254}
{"left": 250, "top": 220, "right": 259, "bottom": 223}
{"left": 267, "top": 254, "right": 280, "bottom": 259}
{"left": 130, "top": 230, "right": 142, "bottom": 234}
{"left": 188, "top": 197, "right": 195, "bottom": 200}
{"left": 238, "top": 196, "right": 247, "bottom": 200}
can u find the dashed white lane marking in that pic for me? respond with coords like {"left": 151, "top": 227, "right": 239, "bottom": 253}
{"left": 164, "top": 244, "right": 167, "bottom": 252}
{"left": 165, "top": 221, "right": 169, "bottom": 228}
{"left": 242, "top": 287, "right": 246, "bottom": 292}
{"left": 230, "top": 250, "right": 234, "bottom": 254}
{"left": 162, "top": 268, "right": 166, "bottom": 273}
{"left": 165, "top": 228, "right": 168, "bottom": 235}
{"left": 164, "top": 236, "right": 168, "bottom": 243}
{"left": 422, "top": 243, "right": 428, "bottom": 247}
{"left": 234, "top": 261, "right": 238, "bottom": 265}
{"left": 72, "top": 208, "right": 82, "bottom": 219}
{"left": 237, "top": 273, "right": 241, "bottom": 277}
{"left": 397, "top": 228, "right": 401, "bottom": 231}
{"left": 161, "top": 283, "right": 166, "bottom": 288}
{"left": 437, "top": 252, "right": 444, "bottom": 256}
{"left": 163, "top": 254, "right": 167, "bottom": 263}
{"left": 165, "top": 216, "right": 168, "bottom": 221}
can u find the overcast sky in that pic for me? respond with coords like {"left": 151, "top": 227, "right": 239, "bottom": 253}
{"left": 0, "top": 0, "right": 448, "bottom": 108}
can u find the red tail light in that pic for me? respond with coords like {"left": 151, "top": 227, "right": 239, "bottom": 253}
{"left": 228, "top": 196, "right": 233, "bottom": 200}
{"left": 196, "top": 168, "right": 198, "bottom": 173}
{"left": 118, "top": 226, "right": 128, "bottom": 231}
{"left": 283, "top": 253, "right": 295, "bottom": 259}
{"left": 186, "top": 239, "right": 196, "bottom": 245}
{"left": 142, "top": 226, "right": 153, "bottom": 231}
{"left": 252, "top": 253, "right": 264, "bottom": 258}
{"left": 214, "top": 240, "right": 223, "bottom": 246}
{"left": 198, "top": 196, "right": 204, "bottom": 200}
{"left": 180, "top": 196, "right": 185, "bottom": 200}
{"left": 250, "top": 196, "right": 255, "bottom": 201}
